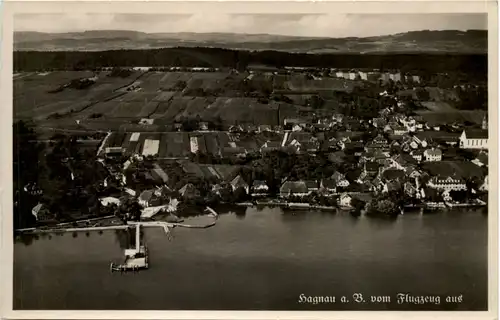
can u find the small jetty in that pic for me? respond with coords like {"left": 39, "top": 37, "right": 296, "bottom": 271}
{"left": 110, "top": 224, "right": 149, "bottom": 273}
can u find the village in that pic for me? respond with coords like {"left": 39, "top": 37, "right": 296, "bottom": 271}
{"left": 14, "top": 63, "right": 489, "bottom": 229}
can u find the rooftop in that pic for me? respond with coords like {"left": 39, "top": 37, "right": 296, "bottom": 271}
{"left": 464, "top": 129, "right": 488, "bottom": 139}
{"left": 280, "top": 181, "right": 308, "bottom": 194}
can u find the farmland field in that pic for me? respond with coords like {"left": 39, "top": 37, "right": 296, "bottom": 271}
{"left": 201, "top": 97, "right": 279, "bottom": 125}
{"left": 420, "top": 101, "right": 457, "bottom": 112}
{"left": 285, "top": 75, "right": 358, "bottom": 92}
{"left": 14, "top": 71, "right": 144, "bottom": 121}
{"left": 14, "top": 71, "right": 309, "bottom": 129}
{"left": 176, "top": 97, "right": 213, "bottom": 120}
{"left": 137, "top": 101, "right": 160, "bottom": 118}
{"left": 153, "top": 97, "right": 190, "bottom": 120}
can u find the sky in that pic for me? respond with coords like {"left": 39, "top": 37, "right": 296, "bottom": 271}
{"left": 14, "top": 13, "right": 487, "bottom": 38}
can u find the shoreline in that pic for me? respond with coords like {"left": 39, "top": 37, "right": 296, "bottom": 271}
{"left": 16, "top": 202, "right": 486, "bottom": 235}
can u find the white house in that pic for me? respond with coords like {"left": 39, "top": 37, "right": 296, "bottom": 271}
{"left": 459, "top": 129, "right": 488, "bottom": 150}
{"left": 427, "top": 176, "right": 467, "bottom": 191}
{"left": 339, "top": 193, "right": 352, "bottom": 207}
{"left": 423, "top": 148, "right": 442, "bottom": 162}
{"left": 99, "top": 197, "right": 122, "bottom": 207}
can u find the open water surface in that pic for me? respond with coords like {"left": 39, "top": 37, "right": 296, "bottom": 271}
{"left": 14, "top": 207, "right": 488, "bottom": 310}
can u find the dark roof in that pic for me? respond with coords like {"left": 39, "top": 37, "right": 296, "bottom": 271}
{"left": 424, "top": 148, "right": 443, "bottom": 156}
{"left": 223, "top": 147, "right": 246, "bottom": 155}
{"left": 382, "top": 169, "right": 406, "bottom": 181}
{"left": 289, "top": 132, "right": 313, "bottom": 143}
{"left": 302, "top": 141, "right": 318, "bottom": 150}
{"left": 345, "top": 141, "right": 365, "bottom": 149}
{"left": 345, "top": 168, "right": 363, "bottom": 182}
{"left": 139, "top": 190, "right": 154, "bottom": 202}
{"left": 365, "top": 161, "right": 380, "bottom": 172}
{"left": 336, "top": 131, "right": 363, "bottom": 139}
{"left": 387, "top": 180, "right": 402, "bottom": 192}
{"left": 231, "top": 175, "right": 249, "bottom": 189}
{"left": 262, "top": 141, "right": 281, "bottom": 148}
{"left": 422, "top": 161, "right": 485, "bottom": 180}
{"left": 252, "top": 180, "right": 268, "bottom": 188}
{"left": 280, "top": 181, "right": 308, "bottom": 194}
{"left": 464, "top": 129, "right": 488, "bottom": 139}
{"left": 305, "top": 180, "right": 318, "bottom": 189}
{"left": 475, "top": 151, "right": 489, "bottom": 165}
{"left": 328, "top": 151, "right": 346, "bottom": 163}
{"left": 415, "top": 131, "right": 460, "bottom": 143}
{"left": 179, "top": 183, "right": 198, "bottom": 196}
{"left": 392, "top": 153, "right": 417, "bottom": 165}
{"left": 321, "top": 179, "right": 336, "bottom": 189}
{"left": 352, "top": 193, "right": 373, "bottom": 203}
{"left": 331, "top": 171, "right": 345, "bottom": 182}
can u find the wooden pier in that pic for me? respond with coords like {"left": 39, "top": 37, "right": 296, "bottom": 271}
{"left": 110, "top": 224, "right": 149, "bottom": 272}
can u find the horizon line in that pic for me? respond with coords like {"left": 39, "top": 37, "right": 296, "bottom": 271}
{"left": 14, "top": 28, "right": 488, "bottom": 39}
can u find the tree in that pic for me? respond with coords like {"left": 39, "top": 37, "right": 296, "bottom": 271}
{"left": 232, "top": 186, "right": 249, "bottom": 203}
{"left": 351, "top": 197, "right": 366, "bottom": 213}
{"left": 449, "top": 190, "right": 468, "bottom": 203}
{"left": 366, "top": 197, "right": 400, "bottom": 218}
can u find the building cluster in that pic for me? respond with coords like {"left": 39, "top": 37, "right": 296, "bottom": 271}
{"left": 97, "top": 105, "right": 488, "bottom": 213}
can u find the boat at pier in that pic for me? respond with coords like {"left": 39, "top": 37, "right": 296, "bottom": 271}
{"left": 110, "top": 224, "right": 149, "bottom": 272}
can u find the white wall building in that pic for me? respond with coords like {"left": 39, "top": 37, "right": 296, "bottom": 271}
{"left": 459, "top": 130, "right": 488, "bottom": 150}
{"left": 423, "top": 148, "right": 443, "bottom": 162}
{"left": 427, "top": 176, "right": 467, "bottom": 191}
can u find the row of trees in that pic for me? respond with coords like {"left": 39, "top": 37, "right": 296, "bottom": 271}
{"left": 14, "top": 48, "right": 487, "bottom": 79}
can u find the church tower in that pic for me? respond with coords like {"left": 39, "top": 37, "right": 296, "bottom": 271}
{"left": 482, "top": 115, "right": 488, "bottom": 130}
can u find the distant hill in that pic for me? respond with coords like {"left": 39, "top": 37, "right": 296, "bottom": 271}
{"left": 14, "top": 30, "right": 487, "bottom": 53}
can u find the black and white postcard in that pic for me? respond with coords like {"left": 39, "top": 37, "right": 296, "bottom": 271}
{"left": 1, "top": 1, "right": 498, "bottom": 320}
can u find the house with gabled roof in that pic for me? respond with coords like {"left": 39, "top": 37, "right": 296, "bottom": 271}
{"left": 280, "top": 181, "right": 309, "bottom": 198}
{"left": 231, "top": 175, "right": 250, "bottom": 194}
{"left": 320, "top": 179, "right": 337, "bottom": 193}
{"left": 339, "top": 193, "right": 353, "bottom": 207}
{"left": 410, "top": 149, "right": 424, "bottom": 162}
{"left": 32, "top": 203, "right": 54, "bottom": 222}
{"left": 154, "top": 185, "right": 173, "bottom": 198}
{"left": 391, "top": 124, "right": 409, "bottom": 136}
{"left": 427, "top": 175, "right": 467, "bottom": 191}
{"left": 305, "top": 180, "right": 319, "bottom": 193}
{"left": 423, "top": 148, "right": 443, "bottom": 162}
{"left": 138, "top": 189, "right": 158, "bottom": 208}
{"left": 179, "top": 183, "right": 201, "bottom": 200}
{"left": 459, "top": 129, "right": 488, "bottom": 149}
{"left": 229, "top": 124, "right": 245, "bottom": 133}
{"left": 251, "top": 180, "right": 269, "bottom": 196}
{"left": 382, "top": 169, "right": 406, "bottom": 182}
{"left": 331, "top": 171, "right": 350, "bottom": 188}
{"left": 260, "top": 140, "right": 281, "bottom": 153}
{"left": 258, "top": 124, "right": 273, "bottom": 133}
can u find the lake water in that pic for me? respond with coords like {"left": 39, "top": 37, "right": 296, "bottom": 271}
{"left": 14, "top": 207, "right": 488, "bottom": 311}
